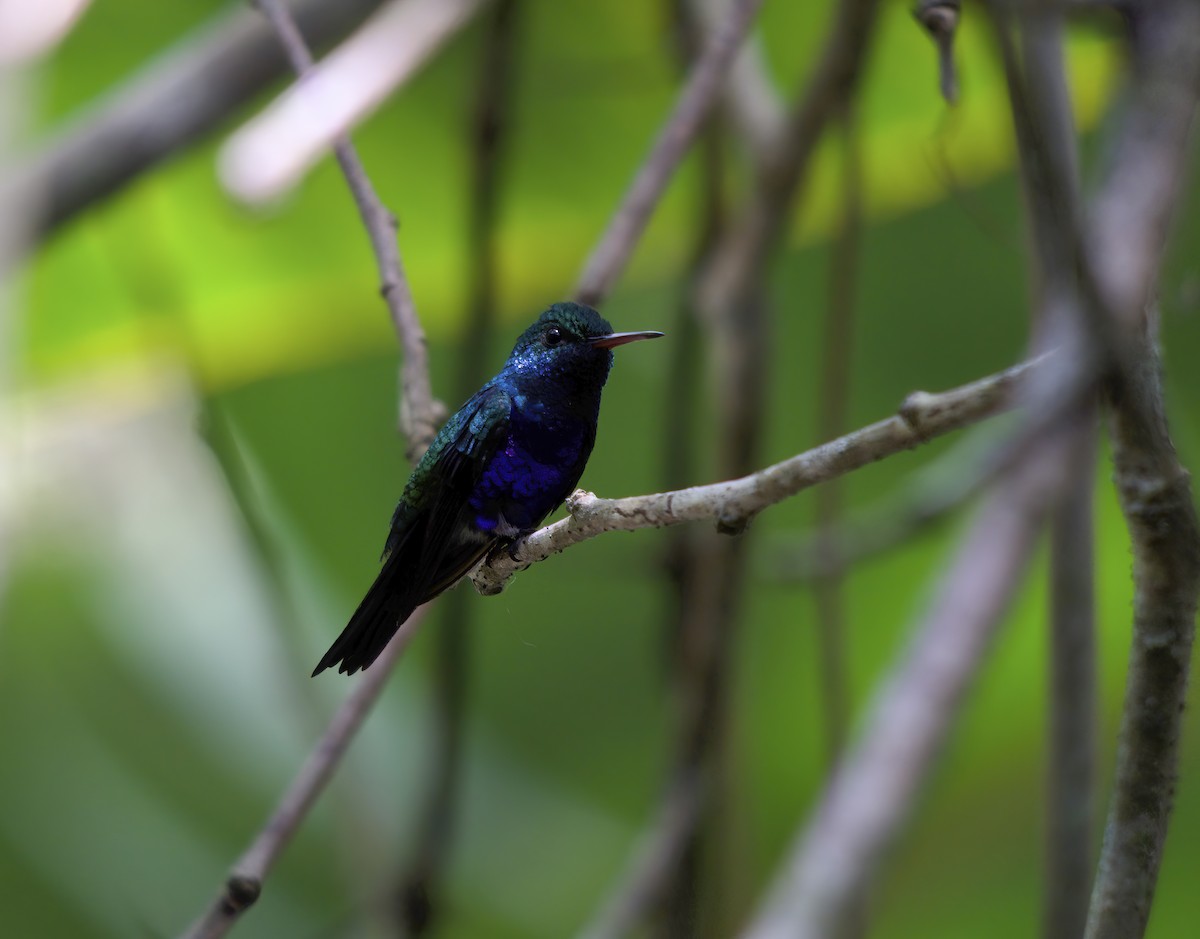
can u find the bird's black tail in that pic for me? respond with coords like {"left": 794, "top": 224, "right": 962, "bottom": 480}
{"left": 312, "top": 550, "right": 418, "bottom": 676}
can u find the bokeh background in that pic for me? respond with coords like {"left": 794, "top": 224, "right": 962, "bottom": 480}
{"left": 2, "top": 1, "right": 1199, "bottom": 937}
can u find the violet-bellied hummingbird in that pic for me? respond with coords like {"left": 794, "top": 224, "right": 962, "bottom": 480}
{"left": 313, "top": 301, "right": 663, "bottom": 675}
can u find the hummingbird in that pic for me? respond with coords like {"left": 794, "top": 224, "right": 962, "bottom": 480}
{"left": 313, "top": 301, "right": 663, "bottom": 675}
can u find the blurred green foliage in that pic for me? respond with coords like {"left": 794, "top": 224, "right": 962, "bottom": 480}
{"left": 3, "top": 1, "right": 1199, "bottom": 938}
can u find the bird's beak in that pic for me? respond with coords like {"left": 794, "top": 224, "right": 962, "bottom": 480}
{"left": 588, "top": 330, "right": 665, "bottom": 349}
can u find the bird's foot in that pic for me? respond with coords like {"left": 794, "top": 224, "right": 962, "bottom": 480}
{"left": 491, "top": 529, "right": 536, "bottom": 565}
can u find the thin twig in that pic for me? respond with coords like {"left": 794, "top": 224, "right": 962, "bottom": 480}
{"left": 573, "top": 0, "right": 766, "bottom": 307}
{"left": 811, "top": 106, "right": 862, "bottom": 771}
{"left": 913, "top": 0, "right": 961, "bottom": 104}
{"left": 472, "top": 355, "right": 1042, "bottom": 593}
{"left": 770, "top": 427, "right": 1001, "bottom": 583}
{"left": 1046, "top": 424, "right": 1098, "bottom": 939}
{"left": 2, "top": 0, "right": 386, "bottom": 253}
{"left": 1003, "top": 9, "right": 1099, "bottom": 936}
{"left": 180, "top": 608, "right": 431, "bottom": 939}
{"left": 254, "top": 0, "right": 440, "bottom": 456}
{"left": 220, "top": 0, "right": 489, "bottom": 205}
{"left": 392, "top": 3, "right": 519, "bottom": 934}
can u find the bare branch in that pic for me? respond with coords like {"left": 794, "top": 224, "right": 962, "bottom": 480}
{"left": 1082, "top": 1, "right": 1200, "bottom": 935}
{"left": 577, "top": 10, "right": 731, "bottom": 931}
{"left": 999, "top": 10, "right": 1099, "bottom": 936}
{"left": 740, "top": 425, "right": 1081, "bottom": 939}
{"left": 991, "top": 0, "right": 1200, "bottom": 934}
{"left": 220, "top": 0, "right": 488, "bottom": 205}
{"left": 688, "top": 0, "right": 786, "bottom": 160}
{"left": 770, "top": 428, "right": 1000, "bottom": 582}
{"left": 1046, "top": 425, "right": 1098, "bottom": 939}
{"left": 811, "top": 108, "right": 863, "bottom": 771}
{"left": 471, "top": 355, "right": 1042, "bottom": 595}
{"left": 573, "top": 0, "right": 766, "bottom": 307}
{"left": 3, "top": 0, "right": 386, "bottom": 251}
{"left": 253, "top": 0, "right": 440, "bottom": 456}
{"left": 179, "top": 608, "right": 430, "bottom": 939}
{"left": 699, "top": 0, "right": 880, "bottom": 317}
{"left": 576, "top": 772, "right": 707, "bottom": 939}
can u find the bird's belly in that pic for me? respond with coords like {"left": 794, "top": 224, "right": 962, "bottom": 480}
{"left": 469, "top": 421, "right": 587, "bottom": 536}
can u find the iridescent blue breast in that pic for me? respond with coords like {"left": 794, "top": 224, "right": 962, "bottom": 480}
{"left": 468, "top": 403, "right": 592, "bottom": 536}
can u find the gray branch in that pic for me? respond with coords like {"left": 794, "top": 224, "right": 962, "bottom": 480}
{"left": 739, "top": 422, "right": 1082, "bottom": 939}
{"left": 471, "top": 355, "right": 1042, "bottom": 595}
{"left": 4, "top": 0, "right": 385, "bottom": 253}
{"left": 1084, "top": 1, "right": 1200, "bottom": 935}
{"left": 573, "top": 0, "right": 766, "bottom": 307}
{"left": 179, "top": 609, "right": 430, "bottom": 939}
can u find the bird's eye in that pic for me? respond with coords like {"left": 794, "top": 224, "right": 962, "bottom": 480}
{"left": 544, "top": 326, "right": 564, "bottom": 347}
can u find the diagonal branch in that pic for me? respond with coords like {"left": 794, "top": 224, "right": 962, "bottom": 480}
{"left": 253, "top": 0, "right": 440, "bottom": 456}
{"left": 573, "top": 0, "right": 766, "bottom": 307}
{"left": 471, "top": 355, "right": 1043, "bottom": 595}
{"left": 179, "top": 608, "right": 430, "bottom": 939}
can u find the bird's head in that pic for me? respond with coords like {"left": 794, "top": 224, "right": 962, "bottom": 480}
{"left": 506, "top": 302, "right": 663, "bottom": 391}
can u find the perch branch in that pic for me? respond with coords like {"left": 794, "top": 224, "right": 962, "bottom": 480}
{"left": 573, "top": 0, "right": 766, "bottom": 307}
{"left": 472, "top": 354, "right": 1043, "bottom": 595}
{"left": 220, "top": 0, "right": 488, "bottom": 205}
{"left": 179, "top": 609, "right": 430, "bottom": 939}
{"left": 253, "top": 0, "right": 440, "bottom": 455}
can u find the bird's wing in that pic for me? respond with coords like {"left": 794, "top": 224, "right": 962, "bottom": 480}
{"left": 407, "top": 384, "right": 514, "bottom": 599}
{"left": 313, "top": 385, "right": 512, "bottom": 675}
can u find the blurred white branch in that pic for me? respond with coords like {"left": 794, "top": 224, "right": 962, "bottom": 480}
{"left": 220, "top": 0, "right": 487, "bottom": 204}
{"left": 0, "top": 0, "right": 92, "bottom": 65}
